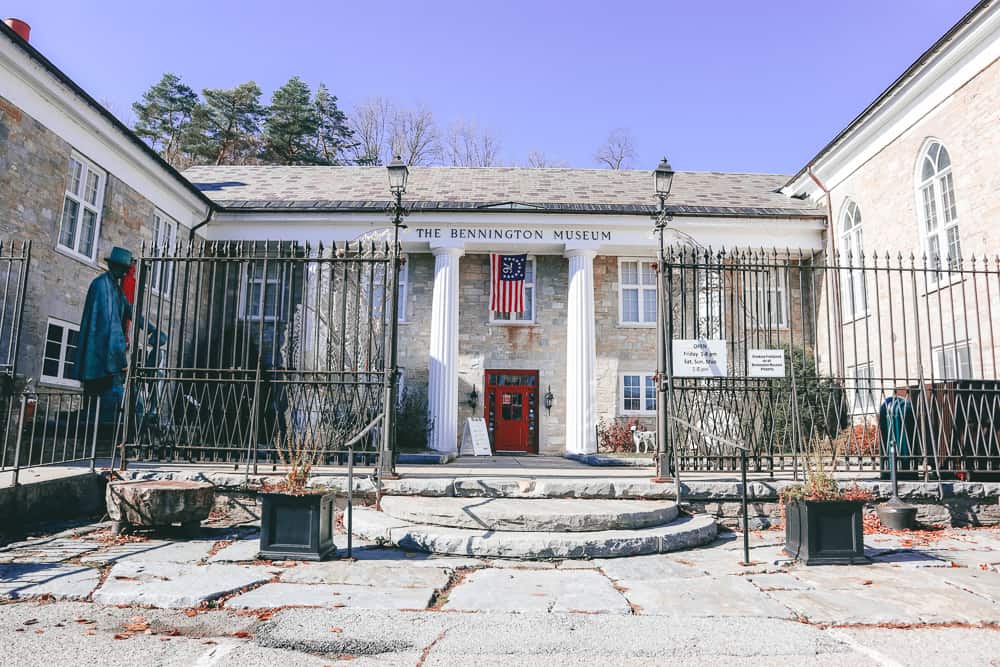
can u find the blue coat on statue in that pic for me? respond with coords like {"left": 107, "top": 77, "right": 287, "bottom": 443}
{"left": 77, "top": 271, "right": 131, "bottom": 388}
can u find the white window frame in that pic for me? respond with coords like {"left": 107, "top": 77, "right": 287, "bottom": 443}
{"left": 57, "top": 153, "right": 106, "bottom": 262}
{"left": 489, "top": 256, "right": 536, "bottom": 324}
{"left": 839, "top": 200, "right": 868, "bottom": 320}
{"left": 150, "top": 210, "right": 178, "bottom": 296}
{"left": 743, "top": 266, "right": 788, "bottom": 329}
{"left": 620, "top": 373, "right": 657, "bottom": 415}
{"left": 373, "top": 255, "right": 408, "bottom": 323}
{"left": 239, "top": 261, "right": 289, "bottom": 322}
{"left": 618, "top": 258, "right": 657, "bottom": 326}
{"left": 916, "top": 141, "right": 961, "bottom": 281}
{"left": 40, "top": 317, "right": 81, "bottom": 387}
{"left": 850, "top": 362, "right": 876, "bottom": 415}
{"left": 933, "top": 342, "right": 972, "bottom": 380}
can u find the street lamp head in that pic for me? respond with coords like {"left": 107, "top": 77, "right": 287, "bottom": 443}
{"left": 654, "top": 157, "right": 674, "bottom": 198}
{"left": 387, "top": 155, "right": 409, "bottom": 195}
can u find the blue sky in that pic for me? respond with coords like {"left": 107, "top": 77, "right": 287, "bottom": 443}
{"left": 6, "top": 0, "right": 978, "bottom": 173}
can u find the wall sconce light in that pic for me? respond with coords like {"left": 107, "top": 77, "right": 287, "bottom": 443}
{"left": 468, "top": 385, "right": 479, "bottom": 410}
{"left": 544, "top": 385, "right": 554, "bottom": 415}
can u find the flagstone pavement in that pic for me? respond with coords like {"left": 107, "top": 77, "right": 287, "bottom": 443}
{"left": 1, "top": 511, "right": 999, "bottom": 665}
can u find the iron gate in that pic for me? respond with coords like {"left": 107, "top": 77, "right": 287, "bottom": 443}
{"left": 121, "top": 240, "right": 394, "bottom": 470}
{"left": 663, "top": 246, "right": 1000, "bottom": 480}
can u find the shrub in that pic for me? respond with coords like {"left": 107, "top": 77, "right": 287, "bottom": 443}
{"left": 597, "top": 416, "right": 643, "bottom": 453}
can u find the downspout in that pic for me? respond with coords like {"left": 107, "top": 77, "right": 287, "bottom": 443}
{"left": 807, "top": 167, "right": 846, "bottom": 379}
{"left": 188, "top": 207, "right": 215, "bottom": 241}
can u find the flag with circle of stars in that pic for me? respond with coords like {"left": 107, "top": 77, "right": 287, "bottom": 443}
{"left": 491, "top": 254, "right": 527, "bottom": 313}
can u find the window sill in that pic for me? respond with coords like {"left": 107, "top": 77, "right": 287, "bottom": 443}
{"left": 617, "top": 322, "right": 656, "bottom": 329}
{"left": 841, "top": 311, "right": 871, "bottom": 326}
{"left": 922, "top": 274, "right": 966, "bottom": 296}
{"left": 54, "top": 244, "right": 101, "bottom": 271}
{"left": 488, "top": 321, "right": 537, "bottom": 327}
{"left": 38, "top": 378, "right": 82, "bottom": 391}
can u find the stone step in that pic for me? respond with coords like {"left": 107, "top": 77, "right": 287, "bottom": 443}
{"left": 379, "top": 496, "right": 678, "bottom": 532}
{"left": 352, "top": 507, "right": 718, "bottom": 559}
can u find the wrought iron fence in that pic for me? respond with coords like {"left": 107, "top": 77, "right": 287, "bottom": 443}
{"left": 121, "top": 240, "right": 393, "bottom": 469}
{"left": 0, "top": 240, "right": 30, "bottom": 389}
{"left": 1, "top": 390, "right": 106, "bottom": 484}
{"left": 663, "top": 246, "right": 1000, "bottom": 481}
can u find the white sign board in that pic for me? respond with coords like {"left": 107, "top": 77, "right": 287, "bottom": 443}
{"left": 672, "top": 339, "right": 728, "bottom": 378}
{"left": 748, "top": 349, "right": 786, "bottom": 378}
{"left": 460, "top": 417, "right": 493, "bottom": 456}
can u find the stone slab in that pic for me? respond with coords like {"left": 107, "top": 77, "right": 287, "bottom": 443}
{"left": 352, "top": 508, "right": 717, "bottom": 559}
{"left": 747, "top": 573, "right": 812, "bottom": 591}
{"left": 281, "top": 561, "right": 452, "bottom": 589}
{"left": 0, "top": 563, "right": 101, "bottom": 599}
{"left": 941, "top": 568, "right": 1000, "bottom": 604}
{"left": 207, "top": 538, "right": 261, "bottom": 563}
{"left": 617, "top": 575, "right": 794, "bottom": 618}
{"left": 599, "top": 554, "right": 709, "bottom": 581}
{"left": 225, "top": 582, "right": 436, "bottom": 610}
{"left": 379, "top": 496, "right": 678, "bottom": 532}
{"left": 443, "top": 569, "right": 630, "bottom": 614}
{"left": 0, "top": 538, "right": 102, "bottom": 564}
{"left": 92, "top": 561, "right": 274, "bottom": 608}
{"left": 82, "top": 540, "right": 215, "bottom": 565}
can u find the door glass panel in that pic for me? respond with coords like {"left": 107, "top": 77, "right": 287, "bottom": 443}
{"left": 500, "top": 393, "right": 523, "bottom": 420}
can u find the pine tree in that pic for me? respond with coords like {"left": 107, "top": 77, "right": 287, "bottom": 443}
{"left": 313, "top": 83, "right": 355, "bottom": 165}
{"left": 132, "top": 73, "right": 199, "bottom": 167}
{"left": 262, "top": 76, "right": 320, "bottom": 165}
{"left": 183, "top": 82, "right": 266, "bottom": 165}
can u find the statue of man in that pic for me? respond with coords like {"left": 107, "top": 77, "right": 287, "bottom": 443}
{"left": 77, "top": 246, "right": 133, "bottom": 422}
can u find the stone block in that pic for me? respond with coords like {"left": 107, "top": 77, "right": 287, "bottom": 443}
{"left": 92, "top": 562, "right": 274, "bottom": 608}
{"left": 225, "top": 582, "right": 436, "bottom": 610}
{"left": 443, "top": 568, "right": 630, "bottom": 614}
{"left": 0, "top": 563, "right": 101, "bottom": 599}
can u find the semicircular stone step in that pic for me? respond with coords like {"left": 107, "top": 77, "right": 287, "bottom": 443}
{"left": 352, "top": 507, "right": 717, "bottom": 559}
{"left": 379, "top": 496, "right": 679, "bottom": 532}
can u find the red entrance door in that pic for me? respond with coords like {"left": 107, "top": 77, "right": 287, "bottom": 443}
{"left": 485, "top": 370, "right": 538, "bottom": 453}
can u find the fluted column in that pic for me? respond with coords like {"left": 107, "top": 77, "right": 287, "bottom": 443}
{"left": 565, "top": 248, "right": 597, "bottom": 454}
{"left": 427, "top": 246, "right": 464, "bottom": 452}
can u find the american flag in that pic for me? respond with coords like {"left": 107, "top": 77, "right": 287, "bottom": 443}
{"left": 491, "top": 254, "right": 527, "bottom": 313}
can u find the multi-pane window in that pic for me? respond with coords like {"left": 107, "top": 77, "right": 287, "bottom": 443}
{"left": 372, "top": 255, "right": 408, "bottom": 322}
{"left": 622, "top": 374, "right": 656, "bottom": 413}
{"left": 840, "top": 200, "right": 867, "bottom": 318}
{"left": 917, "top": 142, "right": 961, "bottom": 276}
{"left": 491, "top": 257, "right": 535, "bottom": 323}
{"left": 619, "top": 260, "right": 656, "bottom": 324}
{"left": 934, "top": 343, "right": 972, "bottom": 379}
{"left": 744, "top": 267, "right": 787, "bottom": 328}
{"left": 150, "top": 211, "right": 178, "bottom": 295}
{"left": 851, "top": 363, "right": 876, "bottom": 413}
{"left": 241, "top": 262, "right": 288, "bottom": 321}
{"left": 41, "top": 318, "right": 80, "bottom": 386}
{"left": 58, "top": 154, "right": 105, "bottom": 261}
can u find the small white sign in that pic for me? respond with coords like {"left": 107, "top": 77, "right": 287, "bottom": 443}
{"left": 672, "top": 339, "right": 728, "bottom": 378}
{"left": 748, "top": 349, "right": 786, "bottom": 378}
{"left": 460, "top": 417, "right": 493, "bottom": 456}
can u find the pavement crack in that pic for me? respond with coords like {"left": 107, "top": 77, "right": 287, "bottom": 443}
{"left": 427, "top": 566, "right": 475, "bottom": 611}
{"left": 415, "top": 628, "right": 449, "bottom": 667}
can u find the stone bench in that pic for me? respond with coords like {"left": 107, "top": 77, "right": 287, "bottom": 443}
{"left": 106, "top": 480, "right": 214, "bottom": 535}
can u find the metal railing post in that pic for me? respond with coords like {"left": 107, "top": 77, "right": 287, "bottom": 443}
{"left": 11, "top": 391, "right": 26, "bottom": 487}
{"left": 378, "top": 204, "right": 404, "bottom": 483}
{"left": 89, "top": 396, "right": 101, "bottom": 472}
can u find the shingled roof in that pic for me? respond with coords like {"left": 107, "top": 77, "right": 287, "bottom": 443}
{"left": 183, "top": 166, "right": 824, "bottom": 218}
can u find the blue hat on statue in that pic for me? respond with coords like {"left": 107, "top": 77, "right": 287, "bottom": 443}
{"left": 105, "top": 246, "right": 133, "bottom": 268}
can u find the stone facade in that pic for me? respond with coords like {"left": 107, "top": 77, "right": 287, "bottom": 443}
{"left": 0, "top": 93, "right": 182, "bottom": 387}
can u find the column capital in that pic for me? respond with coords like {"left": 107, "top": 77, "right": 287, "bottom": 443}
{"left": 563, "top": 245, "right": 599, "bottom": 259}
{"left": 431, "top": 244, "right": 465, "bottom": 258}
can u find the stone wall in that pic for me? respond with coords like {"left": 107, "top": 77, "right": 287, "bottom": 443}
{"left": 0, "top": 93, "right": 181, "bottom": 386}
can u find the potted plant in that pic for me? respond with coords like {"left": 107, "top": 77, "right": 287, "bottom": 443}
{"left": 258, "top": 432, "right": 336, "bottom": 561}
{"left": 781, "top": 469, "right": 872, "bottom": 565}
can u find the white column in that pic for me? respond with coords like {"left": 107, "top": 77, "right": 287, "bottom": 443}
{"left": 565, "top": 248, "right": 598, "bottom": 454}
{"left": 427, "top": 246, "right": 464, "bottom": 453}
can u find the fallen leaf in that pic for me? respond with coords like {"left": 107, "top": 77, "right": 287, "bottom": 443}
{"left": 23, "top": 619, "right": 38, "bottom": 626}
{"left": 329, "top": 627, "right": 343, "bottom": 633}
{"left": 862, "top": 580, "right": 873, "bottom": 586}
{"left": 232, "top": 630, "right": 251, "bottom": 638}
{"left": 34, "top": 630, "right": 45, "bottom": 635}
{"left": 159, "top": 638, "right": 171, "bottom": 642}
{"left": 113, "top": 633, "right": 132, "bottom": 640}
{"left": 202, "top": 640, "right": 217, "bottom": 646}
{"left": 183, "top": 609, "right": 200, "bottom": 617}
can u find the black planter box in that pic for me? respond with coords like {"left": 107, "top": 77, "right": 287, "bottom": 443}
{"left": 784, "top": 499, "right": 868, "bottom": 565}
{"left": 259, "top": 491, "right": 337, "bottom": 561}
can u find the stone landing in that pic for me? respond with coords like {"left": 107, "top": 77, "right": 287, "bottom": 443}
{"left": 353, "top": 497, "right": 717, "bottom": 559}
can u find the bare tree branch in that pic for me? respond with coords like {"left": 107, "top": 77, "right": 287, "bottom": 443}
{"left": 526, "top": 150, "right": 568, "bottom": 168}
{"left": 390, "top": 105, "right": 441, "bottom": 166}
{"left": 349, "top": 97, "right": 393, "bottom": 165}
{"left": 595, "top": 128, "right": 637, "bottom": 170}
{"left": 445, "top": 120, "right": 502, "bottom": 167}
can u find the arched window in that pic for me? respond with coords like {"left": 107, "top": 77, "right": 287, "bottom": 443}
{"left": 917, "top": 141, "right": 960, "bottom": 273}
{"left": 840, "top": 200, "right": 866, "bottom": 317}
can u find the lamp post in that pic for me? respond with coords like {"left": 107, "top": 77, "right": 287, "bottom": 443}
{"left": 652, "top": 158, "right": 675, "bottom": 484}
{"left": 378, "top": 156, "right": 408, "bottom": 481}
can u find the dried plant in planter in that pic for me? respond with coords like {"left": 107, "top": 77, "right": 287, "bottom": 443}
{"left": 273, "top": 431, "right": 326, "bottom": 495}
